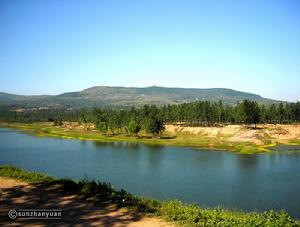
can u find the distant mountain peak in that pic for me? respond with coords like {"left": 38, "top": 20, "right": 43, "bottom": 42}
{"left": 0, "top": 86, "right": 279, "bottom": 109}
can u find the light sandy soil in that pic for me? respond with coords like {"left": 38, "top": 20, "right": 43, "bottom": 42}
{"left": 62, "top": 122, "right": 96, "bottom": 131}
{"left": 59, "top": 122, "right": 300, "bottom": 146}
{"left": 0, "top": 177, "right": 175, "bottom": 227}
{"left": 165, "top": 124, "right": 300, "bottom": 145}
{"left": 39, "top": 121, "right": 300, "bottom": 146}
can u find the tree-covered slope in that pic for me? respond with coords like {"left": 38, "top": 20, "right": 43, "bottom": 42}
{"left": 0, "top": 86, "right": 279, "bottom": 109}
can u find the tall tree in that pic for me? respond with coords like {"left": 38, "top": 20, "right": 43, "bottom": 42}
{"left": 128, "top": 119, "right": 141, "bottom": 136}
{"left": 240, "top": 100, "right": 260, "bottom": 127}
{"left": 145, "top": 117, "right": 165, "bottom": 135}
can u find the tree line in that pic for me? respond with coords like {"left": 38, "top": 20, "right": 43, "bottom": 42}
{"left": 1, "top": 100, "right": 300, "bottom": 135}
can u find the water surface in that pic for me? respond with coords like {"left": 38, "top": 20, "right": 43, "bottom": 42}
{"left": 0, "top": 128, "right": 300, "bottom": 218}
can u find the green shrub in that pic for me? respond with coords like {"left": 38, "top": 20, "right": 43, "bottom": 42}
{"left": 0, "top": 165, "right": 53, "bottom": 183}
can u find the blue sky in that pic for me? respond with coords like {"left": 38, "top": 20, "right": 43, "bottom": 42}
{"left": 1, "top": 0, "right": 299, "bottom": 101}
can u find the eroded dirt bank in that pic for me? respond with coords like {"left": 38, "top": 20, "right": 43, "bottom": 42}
{"left": 165, "top": 124, "right": 300, "bottom": 145}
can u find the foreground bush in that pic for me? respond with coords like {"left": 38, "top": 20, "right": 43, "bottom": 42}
{"left": 0, "top": 165, "right": 299, "bottom": 226}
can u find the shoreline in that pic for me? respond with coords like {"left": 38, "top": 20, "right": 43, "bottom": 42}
{"left": 0, "top": 167, "right": 174, "bottom": 227}
{"left": 1, "top": 122, "right": 300, "bottom": 154}
{"left": 0, "top": 165, "right": 299, "bottom": 226}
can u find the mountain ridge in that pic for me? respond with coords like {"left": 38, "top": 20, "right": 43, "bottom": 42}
{"left": 0, "top": 86, "right": 280, "bottom": 109}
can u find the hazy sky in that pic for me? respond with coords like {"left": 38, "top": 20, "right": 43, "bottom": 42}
{"left": 1, "top": 0, "right": 299, "bottom": 101}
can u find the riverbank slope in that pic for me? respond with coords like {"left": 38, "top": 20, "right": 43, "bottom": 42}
{"left": 0, "top": 165, "right": 298, "bottom": 226}
{"left": 0, "top": 176, "right": 173, "bottom": 227}
{"left": 1, "top": 122, "right": 300, "bottom": 154}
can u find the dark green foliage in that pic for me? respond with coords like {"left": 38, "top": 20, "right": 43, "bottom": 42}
{"left": 79, "top": 109, "right": 88, "bottom": 124}
{"left": 240, "top": 100, "right": 260, "bottom": 126}
{"left": 97, "top": 122, "right": 108, "bottom": 133}
{"left": 277, "top": 102, "right": 285, "bottom": 124}
{"left": 128, "top": 119, "right": 141, "bottom": 135}
{"left": 0, "top": 165, "right": 53, "bottom": 183}
{"left": 145, "top": 117, "right": 165, "bottom": 135}
{"left": 53, "top": 118, "right": 63, "bottom": 127}
{"left": 1, "top": 100, "right": 300, "bottom": 129}
{"left": 0, "top": 165, "right": 299, "bottom": 226}
{"left": 0, "top": 108, "right": 80, "bottom": 123}
{"left": 158, "top": 200, "right": 298, "bottom": 226}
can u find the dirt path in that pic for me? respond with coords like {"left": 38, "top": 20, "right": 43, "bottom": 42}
{"left": 0, "top": 177, "right": 174, "bottom": 227}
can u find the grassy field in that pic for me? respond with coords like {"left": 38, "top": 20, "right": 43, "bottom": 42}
{"left": 0, "top": 165, "right": 299, "bottom": 226}
{"left": 0, "top": 121, "right": 289, "bottom": 154}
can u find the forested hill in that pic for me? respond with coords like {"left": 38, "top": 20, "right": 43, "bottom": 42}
{"left": 0, "top": 86, "right": 279, "bottom": 109}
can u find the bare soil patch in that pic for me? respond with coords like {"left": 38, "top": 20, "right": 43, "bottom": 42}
{"left": 0, "top": 177, "right": 174, "bottom": 227}
{"left": 165, "top": 124, "right": 300, "bottom": 145}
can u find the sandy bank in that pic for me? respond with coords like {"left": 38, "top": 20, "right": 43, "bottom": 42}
{"left": 165, "top": 124, "right": 300, "bottom": 145}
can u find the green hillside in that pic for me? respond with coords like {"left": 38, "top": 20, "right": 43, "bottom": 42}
{"left": 0, "top": 86, "right": 279, "bottom": 109}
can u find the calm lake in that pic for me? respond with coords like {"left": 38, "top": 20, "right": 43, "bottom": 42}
{"left": 1, "top": 128, "right": 300, "bottom": 218}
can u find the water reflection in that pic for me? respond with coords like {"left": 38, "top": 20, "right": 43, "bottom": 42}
{"left": 92, "top": 141, "right": 168, "bottom": 152}
{"left": 93, "top": 141, "right": 141, "bottom": 150}
{"left": 271, "top": 145, "right": 300, "bottom": 154}
{"left": 235, "top": 154, "right": 259, "bottom": 171}
{"left": 0, "top": 128, "right": 15, "bottom": 133}
{"left": 80, "top": 140, "right": 87, "bottom": 147}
